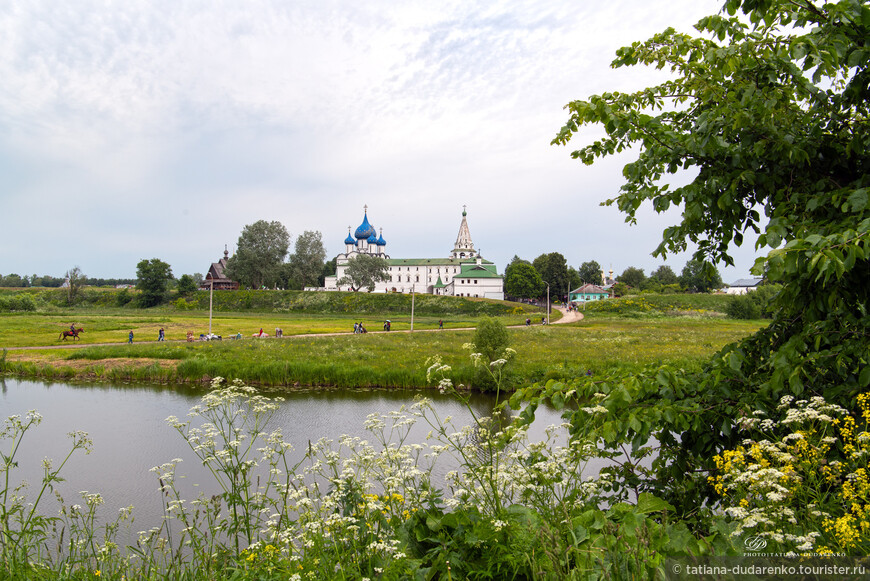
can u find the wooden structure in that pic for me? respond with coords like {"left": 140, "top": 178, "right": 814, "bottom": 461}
{"left": 201, "top": 246, "right": 239, "bottom": 290}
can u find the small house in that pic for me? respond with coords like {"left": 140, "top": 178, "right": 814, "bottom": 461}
{"left": 725, "top": 278, "right": 763, "bottom": 295}
{"left": 569, "top": 283, "right": 610, "bottom": 303}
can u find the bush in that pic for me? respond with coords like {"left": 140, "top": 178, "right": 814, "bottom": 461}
{"left": 725, "top": 294, "right": 761, "bottom": 319}
{"left": 472, "top": 317, "right": 510, "bottom": 363}
{"left": 115, "top": 289, "right": 134, "bottom": 307}
{"left": 725, "top": 284, "right": 783, "bottom": 320}
{"left": 0, "top": 294, "right": 37, "bottom": 312}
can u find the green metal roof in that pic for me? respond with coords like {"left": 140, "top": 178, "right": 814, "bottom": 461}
{"left": 452, "top": 263, "right": 502, "bottom": 279}
{"left": 385, "top": 257, "right": 494, "bottom": 267}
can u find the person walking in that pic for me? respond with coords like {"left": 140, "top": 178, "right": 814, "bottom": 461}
{"left": 438, "top": 319, "right": 443, "bottom": 330}
{"left": 128, "top": 330, "right": 134, "bottom": 343}
{"left": 158, "top": 328, "right": 165, "bottom": 341}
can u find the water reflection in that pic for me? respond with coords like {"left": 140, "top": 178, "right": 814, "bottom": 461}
{"left": 0, "top": 377, "right": 565, "bottom": 542}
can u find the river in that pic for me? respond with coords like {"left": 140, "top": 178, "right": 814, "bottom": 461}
{"left": 1, "top": 376, "right": 569, "bottom": 542}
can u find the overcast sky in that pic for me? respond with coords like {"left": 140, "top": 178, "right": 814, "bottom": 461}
{"left": 0, "top": 0, "right": 759, "bottom": 284}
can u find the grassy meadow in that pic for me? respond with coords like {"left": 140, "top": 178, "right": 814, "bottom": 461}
{"left": 0, "top": 297, "right": 763, "bottom": 388}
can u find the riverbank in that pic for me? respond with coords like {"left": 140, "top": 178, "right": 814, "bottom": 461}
{"left": 1, "top": 312, "right": 762, "bottom": 389}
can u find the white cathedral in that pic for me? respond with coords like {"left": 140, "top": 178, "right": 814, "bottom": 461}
{"left": 322, "top": 206, "right": 504, "bottom": 300}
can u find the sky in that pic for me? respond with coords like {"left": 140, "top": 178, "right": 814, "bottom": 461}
{"left": 0, "top": 0, "right": 760, "bottom": 284}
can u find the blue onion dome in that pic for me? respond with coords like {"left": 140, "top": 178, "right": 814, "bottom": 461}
{"left": 344, "top": 227, "right": 356, "bottom": 245}
{"left": 367, "top": 232, "right": 378, "bottom": 245}
{"left": 377, "top": 234, "right": 386, "bottom": 246}
{"left": 354, "top": 211, "right": 376, "bottom": 239}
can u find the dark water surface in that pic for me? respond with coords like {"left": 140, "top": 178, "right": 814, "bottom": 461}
{"left": 1, "top": 377, "right": 566, "bottom": 538}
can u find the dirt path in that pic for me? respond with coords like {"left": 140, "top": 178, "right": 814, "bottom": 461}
{"left": 550, "top": 305, "right": 584, "bottom": 324}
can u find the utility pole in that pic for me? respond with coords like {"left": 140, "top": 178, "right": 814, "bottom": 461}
{"left": 543, "top": 281, "right": 550, "bottom": 325}
{"left": 209, "top": 279, "right": 214, "bottom": 336}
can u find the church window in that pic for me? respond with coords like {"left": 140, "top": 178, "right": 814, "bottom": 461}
{"left": 474, "top": 280, "right": 478, "bottom": 284}
{"left": 415, "top": 276, "right": 419, "bottom": 282}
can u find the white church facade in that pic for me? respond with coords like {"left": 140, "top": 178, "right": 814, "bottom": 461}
{"left": 322, "top": 207, "right": 504, "bottom": 300}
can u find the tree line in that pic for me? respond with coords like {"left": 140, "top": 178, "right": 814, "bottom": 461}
{"left": 503, "top": 253, "right": 725, "bottom": 301}
{"left": 0, "top": 221, "right": 331, "bottom": 309}
{"left": 0, "top": 273, "right": 137, "bottom": 288}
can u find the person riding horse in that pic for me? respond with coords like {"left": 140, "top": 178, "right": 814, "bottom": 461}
{"left": 60, "top": 327, "right": 83, "bottom": 340}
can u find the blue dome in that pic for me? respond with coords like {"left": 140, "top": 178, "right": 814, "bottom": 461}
{"left": 344, "top": 232, "right": 356, "bottom": 245}
{"left": 367, "top": 233, "right": 378, "bottom": 244}
{"left": 377, "top": 234, "right": 386, "bottom": 246}
{"left": 354, "top": 212, "right": 376, "bottom": 239}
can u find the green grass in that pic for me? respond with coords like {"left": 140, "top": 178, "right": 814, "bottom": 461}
{"left": 1, "top": 314, "right": 764, "bottom": 389}
{"left": 581, "top": 293, "right": 733, "bottom": 316}
{"left": 0, "top": 310, "right": 545, "bottom": 348}
{"left": 0, "top": 291, "right": 548, "bottom": 348}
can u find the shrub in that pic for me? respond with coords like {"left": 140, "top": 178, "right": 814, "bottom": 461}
{"left": 725, "top": 294, "right": 761, "bottom": 319}
{"left": 472, "top": 317, "right": 510, "bottom": 363}
{"left": 725, "top": 284, "right": 783, "bottom": 320}
{"left": 5, "top": 294, "right": 36, "bottom": 312}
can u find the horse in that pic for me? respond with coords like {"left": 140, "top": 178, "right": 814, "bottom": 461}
{"left": 60, "top": 327, "right": 84, "bottom": 341}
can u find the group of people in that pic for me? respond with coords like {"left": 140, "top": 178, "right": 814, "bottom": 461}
{"left": 78, "top": 317, "right": 457, "bottom": 344}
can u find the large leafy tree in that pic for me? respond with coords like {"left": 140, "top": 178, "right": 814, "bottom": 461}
{"left": 337, "top": 254, "right": 390, "bottom": 292}
{"left": 289, "top": 230, "right": 327, "bottom": 289}
{"left": 577, "top": 260, "right": 602, "bottom": 285}
{"left": 532, "top": 252, "right": 570, "bottom": 300}
{"left": 679, "top": 258, "right": 723, "bottom": 292}
{"left": 617, "top": 266, "right": 646, "bottom": 289}
{"left": 226, "top": 220, "right": 290, "bottom": 289}
{"left": 649, "top": 264, "right": 679, "bottom": 286}
{"left": 546, "top": 0, "right": 870, "bottom": 518}
{"left": 176, "top": 274, "right": 198, "bottom": 297}
{"left": 136, "top": 258, "right": 173, "bottom": 308}
{"left": 504, "top": 260, "right": 545, "bottom": 299}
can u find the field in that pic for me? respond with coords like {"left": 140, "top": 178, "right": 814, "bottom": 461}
{"left": 0, "top": 303, "right": 763, "bottom": 388}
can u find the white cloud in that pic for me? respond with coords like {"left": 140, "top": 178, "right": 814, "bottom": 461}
{"left": 0, "top": 0, "right": 757, "bottom": 283}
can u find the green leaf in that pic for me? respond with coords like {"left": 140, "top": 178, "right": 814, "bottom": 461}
{"left": 573, "top": 524, "right": 589, "bottom": 544}
{"left": 847, "top": 188, "right": 869, "bottom": 212}
{"left": 636, "top": 492, "right": 675, "bottom": 514}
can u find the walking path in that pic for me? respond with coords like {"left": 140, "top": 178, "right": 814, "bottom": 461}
{"left": 4, "top": 307, "right": 583, "bottom": 353}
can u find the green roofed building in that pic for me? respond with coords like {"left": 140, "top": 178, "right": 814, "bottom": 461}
{"left": 323, "top": 206, "right": 504, "bottom": 300}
